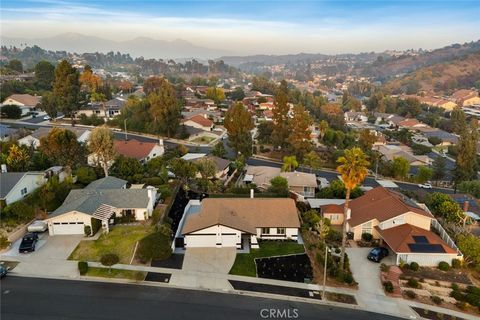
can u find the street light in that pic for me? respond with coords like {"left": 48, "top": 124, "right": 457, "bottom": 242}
{"left": 322, "top": 245, "right": 331, "bottom": 300}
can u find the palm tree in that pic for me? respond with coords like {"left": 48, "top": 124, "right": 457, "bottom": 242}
{"left": 337, "top": 147, "right": 370, "bottom": 269}
{"left": 282, "top": 155, "right": 298, "bottom": 172}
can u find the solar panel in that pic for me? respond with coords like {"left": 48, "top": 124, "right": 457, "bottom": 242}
{"left": 408, "top": 244, "right": 446, "bottom": 253}
{"left": 412, "top": 236, "right": 429, "bottom": 244}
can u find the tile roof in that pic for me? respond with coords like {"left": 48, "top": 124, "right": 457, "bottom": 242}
{"left": 114, "top": 139, "right": 158, "bottom": 160}
{"left": 321, "top": 204, "right": 344, "bottom": 214}
{"left": 184, "top": 114, "right": 213, "bottom": 127}
{"left": 182, "top": 198, "right": 300, "bottom": 234}
{"left": 348, "top": 187, "right": 433, "bottom": 227}
{"left": 375, "top": 224, "right": 457, "bottom": 254}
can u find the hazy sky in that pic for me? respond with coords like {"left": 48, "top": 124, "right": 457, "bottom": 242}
{"left": 1, "top": 0, "right": 480, "bottom": 55}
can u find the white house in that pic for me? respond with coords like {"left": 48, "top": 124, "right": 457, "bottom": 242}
{"left": 18, "top": 127, "right": 91, "bottom": 149}
{"left": 2, "top": 94, "right": 41, "bottom": 116}
{"left": 181, "top": 114, "right": 214, "bottom": 131}
{"left": 45, "top": 176, "right": 157, "bottom": 235}
{"left": 180, "top": 198, "right": 300, "bottom": 249}
{"left": 0, "top": 171, "right": 46, "bottom": 206}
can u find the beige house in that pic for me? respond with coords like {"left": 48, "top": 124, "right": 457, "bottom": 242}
{"left": 2, "top": 94, "right": 41, "bottom": 115}
{"left": 320, "top": 204, "right": 344, "bottom": 225}
{"left": 451, "top": 89, "right": 480, "bottom": 107}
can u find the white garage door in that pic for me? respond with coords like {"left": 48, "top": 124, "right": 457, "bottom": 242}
{"left": 51, "top": 222, "right": 84, "bottom": 235}
{"left": 185, "top": 234, "right": 217, "bottom": 247}
{"left": 221, "top": 234, "right": 238, "bottom": 247}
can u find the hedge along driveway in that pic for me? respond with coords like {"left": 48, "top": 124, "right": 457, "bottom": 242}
{"left": 69, "top": 225, "right": 155, "bottom": 264}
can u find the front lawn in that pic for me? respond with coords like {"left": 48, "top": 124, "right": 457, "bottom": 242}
{"left": 191, "top": 136, "right": 215, "bottom": 144}
{"left": 86, "top": 267, "right": 146, "bottom": 281}
{"left": 69, "top": 225, "right": 154, "bottom": 264}
{"left": 229, "top": 241, "right": 305, "bottom": 277}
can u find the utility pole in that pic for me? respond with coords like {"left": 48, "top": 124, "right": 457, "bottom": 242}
{"left": 322, "top": 246, "right": 329, "bottom": 300}
{"left": 124, "top": 119, "right": 128, "bottom": 141}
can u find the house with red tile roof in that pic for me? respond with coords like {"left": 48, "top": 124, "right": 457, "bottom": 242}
{"left": 113, "top": 139, "right": 165, "bottom": 164}
{"left": 343, "top": 187, "right": 461, "bottom": 266}
{"left": 450, "top": 89, "right": 480, "bottom": 106}
{"left": 182, "top": 114, "right": 214, "bottom": 131}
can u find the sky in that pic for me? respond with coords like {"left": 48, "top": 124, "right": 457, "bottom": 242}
{"left": 1, "top": 0, "right": 480, "bottom": 55}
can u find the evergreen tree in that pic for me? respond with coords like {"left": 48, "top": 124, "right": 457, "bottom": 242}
{"left": 53, "top": 60, "right": 81, "bottom": 125}
{"left": 287, "top": 105, "right": 313, "bottom": 158}
{"left": 271, "top": 80, "right": 290, "bottom": 149}
{"left": 454, "top": 119, "right": 479, "bottom": 184}
{"left": 224, "top": 102, "right": 254, "bottom": 157}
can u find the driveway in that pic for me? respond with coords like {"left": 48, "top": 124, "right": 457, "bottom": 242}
{"left": 346, "top": 247, "right": 395, "bottom": 295}
{"left": 182, "top": 247, "right": 237, "bottom": 274}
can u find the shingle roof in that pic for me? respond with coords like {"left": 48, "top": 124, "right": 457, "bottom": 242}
{"left": 0, "top": 172, "right": 44, "bottom": 199}
{"left": 182, "top": 198, "right": 300, "bottom": 234}
{"left": 30, "top": 127, "right": 89, "bottom": 140}
{"left": 280, "top": 172, "right": 318, "bottom": 188}
{"left": 84, "top": 176, "right": 127, "bottom": 190}
{"left": 348, "top": 187, "right": 433, "bottom": 227}
{"left": 5, "top": 94, "right": 41, "bottom": 106}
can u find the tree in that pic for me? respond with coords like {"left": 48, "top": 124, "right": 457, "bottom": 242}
{"left": 34, "top": 60, "right": 55, "bottom": 90}
{"left": 271, "top": 80, "right": 290, "bottom": 148}
{"left": 425, "top": 192, "right": 464, "bottom": 224}
{"left": 76, "top": 167, "right": 97, "bottom": 185}
{"left": 206, "top": 87, "right": 225, "bottom": 103}
{"left": 79, "top": 65, "right": 102, "bottom": 93}
{"left": 147, "top": 79, "right": 181, "bottom": 137}
{"left": 451, "top": 106, "right": 467, "bottom": 135}
{"left": 0, "top": 105, "right": 22, "bottom": 119}
{"left": 268, "top": 176, "right": 289, "bottom": 195}
{"left": 416, "top": 166, "right": 433, "bottom": 183}
{"left": 432, "top": 156, "right": 446, "bottom": 181}
{"left": 282, "top": 155, "right": 299, "bottom": 172}
{"left": 336, "top": 147, "right": 369, "bottom": 269}
{"left": 143, "top": 76, "right": 163, "bottom": 95}
{"left": 287, "top": 105, "right": 313, "bottom": 158}
{"left": 100, "top": 253, "right": 119, "bottom": 273}
{"left": 169, "top": 158, "right": 197, "bottom": 185}
{"left": 196, "top": 158, "right": 216, "bottom": 180}
{"left": 110, "top": 155, "right": 144, "bottom": 182}
{"left": 358, "top": 129, "right": 377, "bottom": 151}
{"left": 454, "top": 119, "right": 479, "bottom": 185}
{"left": 212, "top": 142, "right": 226, "bottom": 158}
{"left": 224, "top": 102, "right": 254, "bottom": 157}
{"left": 230, "top": 87, "right": 245, "bottom": 101}
{"left": 53, "top": 60, "right": 81, "bottom": 125}
{"left": 392, "top": 157, "right": 410, "bottom": 179}
{"left": 427, "top": 136, "right": 442, "bottom": 146}
{"left": 302, "top": 151, "right": 322, "bottom": 172}
{"left": 39, "top": 128, "right": 83, "bottom": 168}
{"left": 40, "top": 92, "right": 57, "bottom": 118}
{"left": 257, "top": 122, "right": 274, "bottom": 144}
{"left": 456, "top": 234, "right": 480, "bottom": 268}
{"left": 90, "top": 92, "right": 107, "bottom": 118}
{"left": 458, "top": 180, "right": 480, "bottom": 198}
{"left": 318, "top": 120, "right": 329, "bottom": 141}
{"left": 88, "top": 126, "right": 117, "bottom": 177}
{"left": 6, "top": 59, "right": 23, "bottom": 73}
{"left": 6, "top": 144, "right": 30, "bottom": 171}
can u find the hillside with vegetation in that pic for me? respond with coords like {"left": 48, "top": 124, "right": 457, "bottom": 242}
{"left": 383, "top": 52, "right": 480, "bottom": 94}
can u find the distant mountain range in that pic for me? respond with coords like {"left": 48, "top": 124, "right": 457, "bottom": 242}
{"left": 2, "top": 33, "right": 230, "bottom": 60}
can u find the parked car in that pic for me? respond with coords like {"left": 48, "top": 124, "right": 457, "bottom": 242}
{"left": 0, "top": 265, "right": 7, "bottom": 278}
{"left": 367, "top": 247, "right": 389, "bottom": 262}
{"left": 43, "top": 115, "right": 51, "bottom": 120}
{"left": 418, "top": 183, "right": 432, "bottom": 189}
{"left": 27, "top": 220, "right": 48, "bottom": 233}
{"left": 19, "top": 233, "right": 39, "bottom": 253}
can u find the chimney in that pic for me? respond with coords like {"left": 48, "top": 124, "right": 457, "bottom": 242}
{"left": 250, "top": 189, "right": 254, "bottom": 199}
{"left": 463, "top": 200, "right": 469, "bottom": 213}
{"left": 1, "top": 164, "right": 7, "bottom": 173}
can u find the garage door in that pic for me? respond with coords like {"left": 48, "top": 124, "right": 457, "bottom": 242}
{"left": 51, "top": 222, "right": 84, "bottom": 235}
{"left": 185, "top": 234, "right": 217, "bottom": 247}
{"left": 221, "top": 234, "right": 238, "bottom": 247}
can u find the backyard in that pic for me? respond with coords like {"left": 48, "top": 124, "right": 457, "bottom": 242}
{"left": 229, "top": 241, "right": 305, "bottom": 277}
{"left": 69, "top": 224, "right": 155, "bottom": 264}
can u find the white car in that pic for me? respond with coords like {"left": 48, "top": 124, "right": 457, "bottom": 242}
{"left": 27, "top": 220, "right": 48, "bottom": 233}
{"left": 418, "top": 183, "right": 432, "bottom": 189}
{"left": 43, "top": 115, "right": 51, "bottom": 120}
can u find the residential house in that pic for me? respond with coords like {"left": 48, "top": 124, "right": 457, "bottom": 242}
{"left": 18, "top": 127, "right": 91, "bottom": 148}
{"left": 113, "top": 139, "right": 164, "bottom": 164}
{"left": 179, "top": 198, "right": 300, "bottom": 249}
{"left": 182, "top": 114, "right": 214, "bottom": 131}
{"left": 181, "top": 153, "right": 231, "bottom": 180}
{"left": 345, "top": 187, "right": 460, "bottom": 266}
{"left": 320, "top": 204, "right": 344, "bottom": 225}
{"left": 344, "top": 111, "right": 368, "bottom": 123}
{"left": 450, "top": 89, "right": 480, "bottom": 107}
{"left": 46, "top": 176, "right": 157, "bottom": 235}
{"left": 398, "top": 118, "right": 428, "bottom": 130}
{"left": 375, "top": 144, "right": 431, "bottom": 167}
{"left": 0, "top": 124, "right": 19, "bottom": 141}
{"left": 2, "top": 94, "right": 41, "bottom": 116}
{"left": 0, "top": 171, "right": 46, "bottom": 206}
{"left": 421, "top": 129, "right": 459, "bottom": 146}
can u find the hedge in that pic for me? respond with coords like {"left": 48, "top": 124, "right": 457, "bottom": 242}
{"left": 78, "top": 261, "right": 88, "bottom": 275}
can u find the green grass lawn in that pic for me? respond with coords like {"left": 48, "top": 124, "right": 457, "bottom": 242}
{"left": 229, "top": 241, "right": 305, "bottom": 277}
{"left": 86, "top": 267, "right": 146, "bottom": 281}
{"left": 191, "top": 136, "right": 215, "bottom": 144}
{"left": 69, "top": 225, "right": 154, "bottom": 264}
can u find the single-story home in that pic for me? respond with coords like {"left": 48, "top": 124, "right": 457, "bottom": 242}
{"left": 45, "top": 176, "right": 157, "bottom": 236}
{"left": 0, "top": 171, "right": 46, "bottom": 206}
{"left": 181, "top": 153, "right": 231, "bottom": 180}
{"left": 180, "top": 198, "right": 300, "bottom": 249}
{"left": 2, "top": 94, "right": 41, "bottom": 115}
{"left": 113, "top": 139, "right": 164, "bottom": 164}
{"left": 18, "top": 127, "right": 91, "bottom": 148}
{"left": 181, "top": 114, "right": 214, "bottom": 131}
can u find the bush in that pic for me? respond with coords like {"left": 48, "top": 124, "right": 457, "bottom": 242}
{"left": 76, "top": 167, "right": 97, "bottom": 185}
{"left": 0, "top": 234, "right": 11, "bottom": 250}
{"left": 361, "top": 233, "right": 373, "bottom": 242}
{"left": 91, "top": 218, "right": 102, "bottom": 235}
{"left": 157, "top": 223, "right": 172, "bottom": 237}
{"left": 438, "top": 261, "right": 450, "bottom": 271}
{"left": 2, "top": 201, "right": 35, "bottom": 221}
{"left": 451, "top": 259, "right": 462, "bottom": 269}
{"left": 451, "top": 283, "right": 459, "bottom": 291}
{"left": 383, "top": 281, "right": 394, "bottom": 293}
{"left": 84, "top": 225, "right": 92, "bottom": 236}
{"left": 407, "top": 278, "right": 420, "bottom": 289}
{"left": 455, "top": 301, "right": 467, "bottom": 310}
{"left": 450, "top": 289, "right": 465, "bottom": 301}
{"left": 137, "top": 232, "right": 172, "bottom": 262}
{"left": 405, "top": 290, "right": 417, "bottom": 299}
{"left": 78, "top": 261, "right": 88, "bottom": 275}
{"left": 430, "top": 295, "right": 443, "bottom": 305}
{"left": 380, "top": 263, "right": 389, "bottom": 272}
{"left": 100, "top": 253, "right": 119, "bottom": 267}
{"left": 409, "top": 262, "right": 419, "bottom": 271}
{"left": 0, "top": 105, "right": 22, "bottom": 119}
{"left": 343, "top": 272, "right": 354, "bottom": 284}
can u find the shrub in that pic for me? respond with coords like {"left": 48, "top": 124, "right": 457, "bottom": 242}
{"left": 361, "top": 233, "right": 373, "bottom": 242}
{"left": 450, "top": 290, "right": 465, "bottom": 301}
{"left": 430, "top": 295, "right": 443, "bottom": 305}
{"left": 451, "top": 259, "right": 462, "bottom": 269}
{"left": 84, "top": 225, "right": 92, "bottom": 236}
{"left": 383, "top": 281, "right": 394, "bottom": 293}
{"left": 100, "top": 253, "right": 119, "bottom": 267}
{"left": 407, "top": 278, "right": 420, "bottom": 289}
{"left": 343, "top": 272, "right": 354, "bottom": 284}
{"left": 0, "top": 234, "right": 11, "bottom": 250}
{"left": 438, "top": 261, "right": 450, "bottom": 271}
{"left": 0, "top": 104, "right": 22, "bottom": 119}
{"left": 137, "top": 232, "right": 172, "bottom": 262}
{"left": 380, "top": 263, "right": 389, "bottom": 272}
{"left": 76, "top": 167, "right": 97, "bottom": 185}
{"left": 326, "top": 229, "right": 342, "bottom": 243}
{"left": 405, "top": 290, "right": 417, "bottom": 299}
{"left": 451, "top": 283, "right": 459, "bottom": 291}
{"left": 91, "top": 218, "right": 102, "bottom": 235}
{"left": 455, "top": 301, "right": 467, "bottom": 310}
{"left": 409, "top": 262, "right": 419, "bottom": 271}
{"left": 157, "top": 223, "right": 172, "bottom": 237}
{"left": 78, "top": 261, "right": 88, "bottom": 275}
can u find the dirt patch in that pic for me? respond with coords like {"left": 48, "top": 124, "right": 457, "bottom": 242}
{"left": 0, "top": 260, "right": 19, "bottom": 271}
{"left": 325, "top": 292, "right": 357, "bottom": 305}
{"left": 412, "top": 307, "right": 466, "bottom": 320}
{"left": 402, "top": 267, "right": 472, "bottom": 285}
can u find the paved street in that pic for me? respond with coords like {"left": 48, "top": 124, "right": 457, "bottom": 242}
{"left": 1, "top": 277, "right": 402, "bottom": 320}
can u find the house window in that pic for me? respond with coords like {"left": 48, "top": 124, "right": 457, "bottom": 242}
{"left": 261, "top": 228, "right": 270, "bottom": 234}
{"left": 21, "top": 187, "right": 28, "bottom": 196}
{"left": 277, "top": 228, "right": 286, "bottom": 235}
{"left": 330, "top": 214, "right": 337, "bottom": 221}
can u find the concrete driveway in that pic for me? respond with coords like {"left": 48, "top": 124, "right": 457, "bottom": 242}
{"left": 182, "top": 247, "right": 237, "bottom": 274}
{"left": 346, "top": 247, "right": 395, "bottom": 295}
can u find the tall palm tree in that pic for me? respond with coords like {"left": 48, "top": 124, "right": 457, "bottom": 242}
{"left": 337, "top": 147, "right": 370, "bottom": 269}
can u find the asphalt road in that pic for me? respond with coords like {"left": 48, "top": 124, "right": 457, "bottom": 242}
{"left": 1, "top": 277, "right": 401, "bottom": 320}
